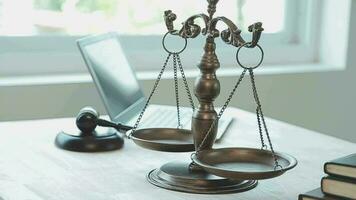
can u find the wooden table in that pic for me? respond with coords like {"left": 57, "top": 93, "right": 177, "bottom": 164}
{"left": 0, "top": 107, "right": 355, "bottom": 200}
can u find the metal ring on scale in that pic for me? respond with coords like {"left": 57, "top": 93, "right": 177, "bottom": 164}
{"left": 162, "top": 31, "right": 188, "bottom": 54}
{"left": 236, "top": 43, "right": 264, "bottom": 70}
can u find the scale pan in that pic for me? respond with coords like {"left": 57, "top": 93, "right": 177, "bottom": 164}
{"left": 192, "top": 147, "right": 297, "bottom": 180}
{"left": 130, "top": 128, "right": 195, "bottom": 152}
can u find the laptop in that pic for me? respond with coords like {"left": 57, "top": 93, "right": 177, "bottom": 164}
{"left": 76, "top": 32, "right": 232, "bottom": 141}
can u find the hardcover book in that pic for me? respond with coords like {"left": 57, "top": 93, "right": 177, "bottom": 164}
{"left": 324, "top": 153, "right": 356, "bottom": 179}
{"left": 321, "top": 176, "right": 356, "bottom": 199}
{"left": 299, "top": 188, "right": 342, "bottom": 200}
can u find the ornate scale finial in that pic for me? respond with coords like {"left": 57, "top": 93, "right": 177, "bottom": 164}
{"left": 207, "top": 0, "right": 219, "bottom": 19}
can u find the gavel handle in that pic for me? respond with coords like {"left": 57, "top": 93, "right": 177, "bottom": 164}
{"left": 96, "top": 119, "right": 133, "bottom": 132}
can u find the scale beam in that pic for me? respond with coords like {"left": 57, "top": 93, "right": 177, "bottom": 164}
{"left": 164, "top": 0, "right": 263, "bottom": 152}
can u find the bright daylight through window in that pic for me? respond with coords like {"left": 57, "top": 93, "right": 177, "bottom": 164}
{"left": 0, "top": 0, "right": 285, "bottom": 35}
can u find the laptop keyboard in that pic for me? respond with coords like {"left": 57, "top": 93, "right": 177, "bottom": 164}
{"left": 137, "top": 106, "right": 233, "bottom": 141}
{"left": 139, "top": 107, "right": 192, "bottom": 129}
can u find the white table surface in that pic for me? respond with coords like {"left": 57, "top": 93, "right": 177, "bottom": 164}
{"left": 0, "top": 107, "right": 355, "bottom": 200}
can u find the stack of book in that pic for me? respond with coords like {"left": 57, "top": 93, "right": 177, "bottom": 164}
{"left": 299, "top": 153, "right": 356, "bottom": 200}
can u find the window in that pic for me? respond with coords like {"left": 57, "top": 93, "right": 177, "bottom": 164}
{"left": 1, "top": 0, "right": 286, "bottom": 35}
{"left": 0, "top": 0, "right": 320, "bottom": 77}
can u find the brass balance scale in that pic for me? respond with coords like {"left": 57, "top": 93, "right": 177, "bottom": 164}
{"left": 128, "top": 0, "right": 297, "bottom": 194}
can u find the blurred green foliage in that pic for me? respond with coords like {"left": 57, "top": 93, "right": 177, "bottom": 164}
{"left": 34, "top": 0, "right": 66, "bottom": 11}
{"left": 76, "top": 0, "right": 118, "bottom": 16}
{"left": 34, "top": 0, "right": 118, "bottom": 16}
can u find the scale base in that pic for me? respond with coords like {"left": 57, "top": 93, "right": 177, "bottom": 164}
{"left": 147, "top": 161, "right": 257, "bottom": 194}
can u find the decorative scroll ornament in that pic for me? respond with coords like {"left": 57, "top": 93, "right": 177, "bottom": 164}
{"left": 164, "top": 8, "right": 264, "bottom": 48}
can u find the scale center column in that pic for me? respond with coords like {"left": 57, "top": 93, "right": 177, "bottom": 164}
{"left": 192, "top": 36, "right": 220, "bottom": 151}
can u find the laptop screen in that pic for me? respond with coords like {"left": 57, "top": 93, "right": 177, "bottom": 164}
{"left": 77, "top": 33, "right": 145, "bottom": 121}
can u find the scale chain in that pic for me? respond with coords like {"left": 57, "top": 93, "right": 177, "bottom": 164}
{"left": 128, "top": 53, "right": 172, "bottom": 138}
{"left": 195, "top": 69, "right": 247, "bottom": 152}
{"left": 248, "top": 69, "right": 281, "bottom": 169}
{"left": 176, "top": 54, "right": 195, "bottom": 111}
{"left": 256, "top": 107, "right": 267, "bottom": 149}
{"left": 173, "top": 54, "right": 182, "bottom": 128}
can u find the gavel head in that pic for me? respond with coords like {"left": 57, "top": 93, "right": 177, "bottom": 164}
{"left": 76, "top": 106, "right": 99, "bottom": 133}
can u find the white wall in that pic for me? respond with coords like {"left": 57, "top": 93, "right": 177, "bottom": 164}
{"left": 0, "top": 2, "right": 355, "bottom": 142}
